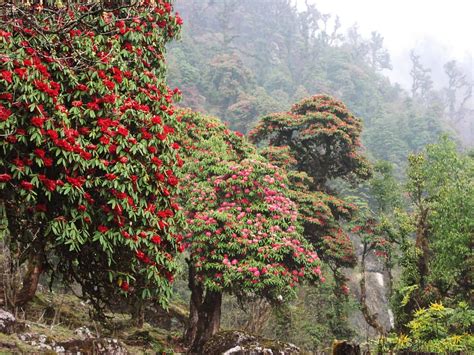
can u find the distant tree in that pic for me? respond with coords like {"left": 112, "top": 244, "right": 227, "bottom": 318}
{"left": 369, "top": 161, "right": 403, "bottom": 213}
{"left": 250, "top": 94, "right": 371, "bottom": 189}
{"left": 368, "top": 32, "right": 392, "bottom": 71}
{"left": 443, "top": 60, "right": 473, "bottom": 123}
{"left": 409, "top": 50, "right": 433, "bottom": 101}
{"left": 346, "top": 24, "right": 369, "bottom": 62}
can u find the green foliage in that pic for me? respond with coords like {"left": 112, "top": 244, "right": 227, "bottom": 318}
{"left": 378, "top": 302, "right": 474, "bottom": 353}
{"left": 391, "top": 136, "right": 473, "bottom": 330}
{"left": 228, "top": 274, "right": 357, "bottom": 352}
{"left": 369, "top": 161, "right": 402, "bottom": 213}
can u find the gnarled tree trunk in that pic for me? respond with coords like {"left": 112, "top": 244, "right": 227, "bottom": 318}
{"left": 185, "top": 261, "right": 222, "bottom": 354}
{"left": 3, "top": 198, "right": 46, "bottom": 307}
{"left": 15, "top": 250, "right": 44, "bottom": 307}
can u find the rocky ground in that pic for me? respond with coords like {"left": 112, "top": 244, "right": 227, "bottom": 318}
{"left": 0, "top": 292, "right": 187, "bottom": 354}
{"left": 0, "top": 292, "right": 305, "bottom": 354}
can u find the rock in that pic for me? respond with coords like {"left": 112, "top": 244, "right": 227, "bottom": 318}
{"left": 332, "top": 340, "right": 360, "bottom": 355}
{"left": 58, "top": 338, "right": 128, "bottom": 354}
{"left": 0, "top": 309, "right": 16, "bottom": 334}
{"left": 203, "top": 330, "right": 300, "bottom": 354}
{"left": 74, "top": 325, "right": 94, "bottom": 339}
{"left": 17, "top": 330, "right": 128, "bottom": 354}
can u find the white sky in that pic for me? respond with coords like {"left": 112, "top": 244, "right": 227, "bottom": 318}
{"left": 297, "top": 0, "right": 473, "bottom": 88}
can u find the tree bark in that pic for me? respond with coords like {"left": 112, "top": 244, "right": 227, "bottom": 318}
{"left": 184, "top": 261, "right": 202, "bottom": 347}
{"left": 415, "top": 207, "right": 430, "bottom": 289}
{"left": 244, "top": 298, "right": 271, "bottom": 334}
{"left": 15, "top": 249, "right": 44, "bottom": 306}
{"left": 189, "top": 290, "right": 222, "bottom": 354}
{"left": 3, "top": 197, "right": 46, "bottom": 307}
{"left": 185, "top": 262, "right": 222, "bottom": 354}
{"left": 131, "top": 299, "right": 145, "bottom": 328}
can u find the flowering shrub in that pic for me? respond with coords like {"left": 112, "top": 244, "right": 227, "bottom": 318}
{"left": 176, "top": 110, "right": 323, "bottom": 351}
{"left": 179, "top": 110, "right": 322, "bottom": 298}
{"left": 378, "top": 302, "right": 474, "bottom": 353}
{"left": 0, "top": 1, "right": 184, "bottom": 309}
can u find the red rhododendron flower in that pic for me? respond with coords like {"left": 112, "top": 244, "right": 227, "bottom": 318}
{"left": 0, "top": 104, "right": 12, "bottom": 121}
{"left": 99, "top": 136, "right": 110, "bottom": 145}
{"left": 151, "top": 157, "right": 162, "bottom": 166}
{"left": 80, "top": 151, "right": 92, "bottom": 160}
{"left": 46, "top": 129, "right": 58, "bottom": 140}
{"left": 120, "top": 281, "right": 129, "bottom": 292}
{"left": 167, "top": 175, "right": 178, "bottom": 186}
{"left": 20, "top": 180, "right": 34, "bottom": 190}
{"left": 0, "top": 70, "right": 12, "bottom": 83}
{"left": 103, "top": 79, "right": 115, "bottom": 90}
{"left": 76, "top": 84, "right": 88, "bottom": 91}
{"left": 34, "top": 148, "right": 46, "bottom": 159}
{"left": 0, "top": 174, "right": 12, "bottom": 182}
{"left": 66, "top": 176, "right": 85, "bottom": 187}
{"left": 43, "top": 157, "right": 53, "bottom": 167}
{"left": 14, "top": 67, "right": 27, "bottom": 79}
{"left": 86, "top": 101, "right": 100, "bottom": 111}
{"left": 117, "top": 126, "right": 129, "bottom": 136}
{"left": 151, "top": 116, "right": 162, "bottom": 125}
{"left": 35, "top": 204, "right": 47, "bottom": 212}
{"left": 151, "top": 235, "right": 161, "bottom": 244}
{"left": 0, "top": 93, "right": 13, "bottom": 101}
{"left": 98, "top": 225, "right": 109, "bottom": 233}
{"left": 31, "top": 116, "right": 46, "bottom": 127}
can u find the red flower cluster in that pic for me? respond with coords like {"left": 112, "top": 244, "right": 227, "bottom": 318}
{"left": 0, "top": 0, "right": 185, "bottom": 303}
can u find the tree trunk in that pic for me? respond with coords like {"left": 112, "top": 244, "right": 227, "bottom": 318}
{"left": 184, "top": 261, "right": 202, "bottom": 347}
{"left": 244, "top": 298, "right": 271, "bottom": 334}
{"left": 15, "top": 250, "right": 44, "bottom": 306}
{"left": 415, "top": 207, "right": 430, "bottom": 289}
{"left": 3, "top": 197, "right": 46, "bottom": 307}
{"left": 189, "top": 290, "right": 222, "bottom": 354}
{"left": 131, "top": 299, "right": 145, "bottom": 328}
{"left": 185, "top": 262, "right": 222, "bottom": 354}
{"left": 359, "top": 243, "right": 386, "bottom": 336}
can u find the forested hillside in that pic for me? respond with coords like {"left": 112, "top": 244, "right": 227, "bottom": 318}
{"left": 168, "top": 0, "right": 472, "bottom": 168}
{"left": 0, "top": 1, "right": 472, "bottom": 354}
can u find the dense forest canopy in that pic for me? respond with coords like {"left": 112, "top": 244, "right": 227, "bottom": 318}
{"left": 168, "top": 0, "right": 472, "bottom": 167}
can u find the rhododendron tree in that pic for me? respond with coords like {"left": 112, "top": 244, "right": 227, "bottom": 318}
{"left": 177, "top": 110, "right": 322, "bottom": 353}
{"left": 250, "top": 95, "right": 372, "bottom": 297}
{"left": 250, "top": 94, "right": 371, "bottom": 189}
{"left": 0, "top": 0, "right": 184, "bottom": 319}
